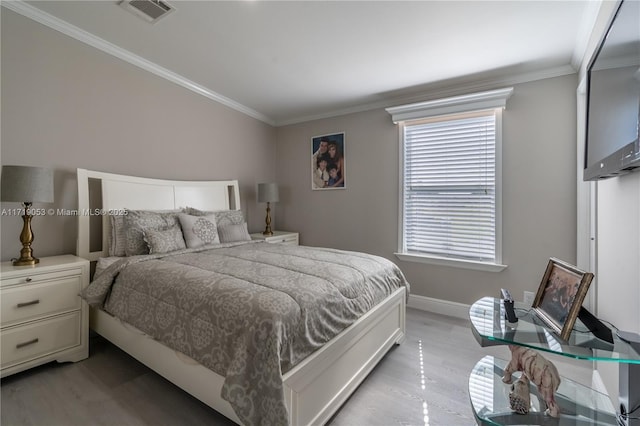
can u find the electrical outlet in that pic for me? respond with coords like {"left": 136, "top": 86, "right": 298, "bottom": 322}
{"left": 524, "top": 291, "right": 535, "bottom": 307}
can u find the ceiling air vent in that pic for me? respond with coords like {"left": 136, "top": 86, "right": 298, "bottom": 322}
{"left": 119, "top": 0, "right": 175, "bottom": 24}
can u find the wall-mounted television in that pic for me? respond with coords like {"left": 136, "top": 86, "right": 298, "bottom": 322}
{"left": 584, "top": 0, "right": 640, "bottom": 181}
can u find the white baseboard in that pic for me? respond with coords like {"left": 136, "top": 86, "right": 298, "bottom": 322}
{"left": 407, "top": 294, "right": 470, "bottom": 320}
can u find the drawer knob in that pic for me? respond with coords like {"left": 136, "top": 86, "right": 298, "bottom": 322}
{"left": 25, "top": 277, "right": 32, "bottom": 283}
{"left": 16, "top": 299, "right": 40, "bottom": 308}
{"left": 16, "top": 338, "right": 39, "bottom": 349}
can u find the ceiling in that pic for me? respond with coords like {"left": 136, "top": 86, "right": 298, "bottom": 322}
{"left": 12, "top": 1, "right": 600, "bottom": 126}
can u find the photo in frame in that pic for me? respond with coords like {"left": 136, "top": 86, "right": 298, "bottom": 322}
{"left": 532, "top": 258, "right": 594, "bottom": 341}
{"left": 311, "top": 132, "right": 345, "bottom": 190}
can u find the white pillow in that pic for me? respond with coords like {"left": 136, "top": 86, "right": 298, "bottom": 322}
{"left": 178, "top": 213, "right": 220, "bottom": 248}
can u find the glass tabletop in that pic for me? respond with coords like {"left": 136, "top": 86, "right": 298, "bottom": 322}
{"left": 470, "top": 356, "right": 618, "bottom": 426}
{"left": 469, "top": 297, "right": 640, "bottom": 363}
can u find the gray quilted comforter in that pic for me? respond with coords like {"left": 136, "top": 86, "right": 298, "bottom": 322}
{"left": 82, "top": 241, "right": 409, "bottom": 426}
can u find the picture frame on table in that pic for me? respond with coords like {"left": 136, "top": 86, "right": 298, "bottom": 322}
{"left": 532, "top": 257, "right": 594, "bottom": 341}
{"left": 311, "top": 132, "right": 345, "bottom": 190}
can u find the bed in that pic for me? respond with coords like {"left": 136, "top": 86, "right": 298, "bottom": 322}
{"left": 76, "top": 168, "right": 408, "bottom": 426}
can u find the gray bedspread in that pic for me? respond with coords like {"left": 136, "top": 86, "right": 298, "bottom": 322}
{"left": 82, "top": 241, "right": 409, "bottom": 426}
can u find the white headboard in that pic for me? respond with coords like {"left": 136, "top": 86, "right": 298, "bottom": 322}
{"left": 77, "top": 168, "right": 240, "bottom": 261}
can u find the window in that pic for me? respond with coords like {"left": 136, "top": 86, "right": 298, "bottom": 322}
{"left": 386, "top": 88, "right": 512, "bottom": 271}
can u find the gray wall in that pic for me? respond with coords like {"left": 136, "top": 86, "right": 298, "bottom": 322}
{"left": 275, "top": 74, "right": 579, "bottom": 306}
{"left": 1, "top": 10, "right": 277, "bottom": 261}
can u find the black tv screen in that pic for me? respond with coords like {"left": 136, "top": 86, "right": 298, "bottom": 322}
{"left": 584, "top": 0, "right": 640, "bottom": 181}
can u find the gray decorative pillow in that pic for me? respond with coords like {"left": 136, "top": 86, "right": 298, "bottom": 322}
{"left": 123, "top": 210, "right": 180, "bottom": 256}
{"left": 183, "top": 207, "right": 245, "bottom": 227}
{"left": 178, "top": 213, "right": 220, "bottom": 248}
{"left": 218, "top": 223, "right": 252, "bottom": 243}
{"left": 143, "top": 225, "right": 186, "bottom": 254}
{"left": 183, "top": 206, "right": 206, "bottom": 216}
{"left": 215, "top": 210, "right": 245, "bottom": 227}
{"left": 109, "top": 214, "right": 127, "bottom": 257}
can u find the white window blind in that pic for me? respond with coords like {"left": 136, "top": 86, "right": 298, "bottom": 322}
{"left": 403, "top": 110, "right": 497, "bottom": 262}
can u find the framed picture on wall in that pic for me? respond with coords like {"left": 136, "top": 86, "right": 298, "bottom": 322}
{"left": 311, "top": 132, "right": 345, "bottom": 190}
{"left": 532, "top": 257, "right": 594, "bottom": 341}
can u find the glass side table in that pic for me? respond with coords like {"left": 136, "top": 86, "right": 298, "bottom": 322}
{"left": 470, "top": 355, "right": 617, "bottom": 426}
{"left": 469, "top": 297, "right": 640, "bottom": 426}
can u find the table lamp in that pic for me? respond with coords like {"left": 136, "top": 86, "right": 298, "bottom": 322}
{"left": 1, "top": 165, "right": 54, "bottom": 265}
{"left": 257, "top": 183, "right": 279, "bottom": 236}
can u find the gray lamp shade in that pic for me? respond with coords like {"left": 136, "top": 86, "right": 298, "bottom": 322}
{"left": 257, "top": 183, "right": 279, "bottom": 203}
{"left": 1, "top": 165, "right": 54, "bottom": 203}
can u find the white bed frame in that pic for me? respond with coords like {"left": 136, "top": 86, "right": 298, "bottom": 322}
{"left": 76, "top": 168, "right": 406, "bottom": 426}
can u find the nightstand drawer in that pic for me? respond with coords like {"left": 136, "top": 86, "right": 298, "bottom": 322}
{"left": 1, "top": 276, "right": 82, "bottom": 327}
{"left": 251, "top": 232, "right": 299, "bottom": 245}
{"left": 1, "top": 267, "right": 83, "bottom": 288}
{"left": 273, "top": 235, "right": 299, "bottom": 245}
{"left": 1, "top": 312, "right": 81, "bottom": 370}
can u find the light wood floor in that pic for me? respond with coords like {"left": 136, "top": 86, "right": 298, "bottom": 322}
{"left": 1, "top": 308, "right": 594, "bottom": 426}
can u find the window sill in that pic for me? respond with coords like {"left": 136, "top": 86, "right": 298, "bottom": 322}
{"left": 394, "top": 252, "right": 508, "bottom": 272}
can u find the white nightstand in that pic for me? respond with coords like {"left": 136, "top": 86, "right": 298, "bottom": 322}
{"left": 0, "top": 255, "right": 90, "bottom": 377}
{"left": 250, "top": 231, "right": 299, "bottom": 246}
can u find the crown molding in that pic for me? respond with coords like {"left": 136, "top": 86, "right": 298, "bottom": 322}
{"left": 276, "top": 64, "right": 576, "bottom": 126}
{"left": 4, "top": 1, "right": 579, "bottom": 129}
{"left": 2, "top": 1, "right": 276, "bottom": 126}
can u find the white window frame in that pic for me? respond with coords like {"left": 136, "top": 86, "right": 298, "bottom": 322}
{"left": 386, "top": 88, "right": 513, "bottom": 272}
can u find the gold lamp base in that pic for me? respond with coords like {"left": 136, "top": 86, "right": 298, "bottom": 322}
{"left": 12, "top": 203, "right": 39, "bottom": 266}
{"left": 13, "top": 256, "right": 39, "bottom": 266}
{"left": 263, "top": 202, "right": 273, "bottom": 236}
